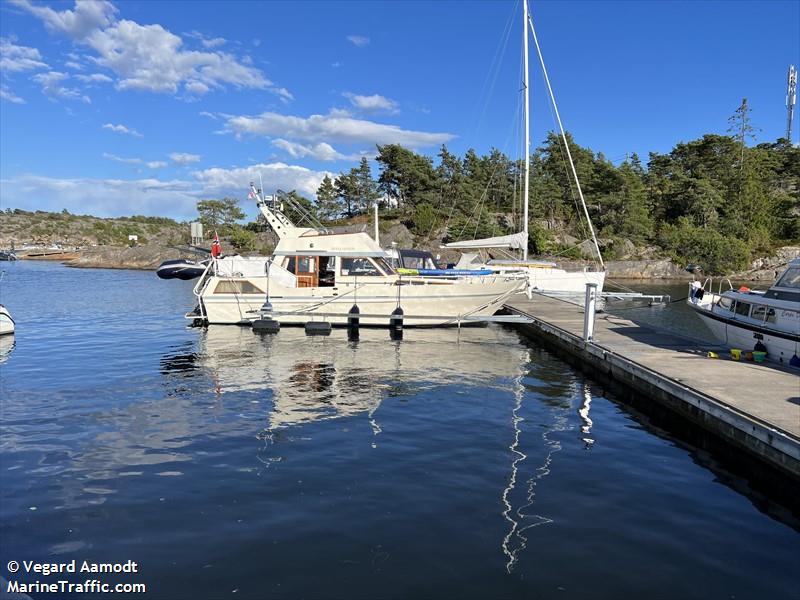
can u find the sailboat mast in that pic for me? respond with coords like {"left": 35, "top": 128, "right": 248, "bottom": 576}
{"left": 522, "top": 0, "right": 530, "bottom": 261}
{"left": 527, "top": 12, "right": 605, "bottom": 270}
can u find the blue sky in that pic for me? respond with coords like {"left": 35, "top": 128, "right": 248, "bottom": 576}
{"left": 1, "top": 0, "right": 798, "bottom": 221}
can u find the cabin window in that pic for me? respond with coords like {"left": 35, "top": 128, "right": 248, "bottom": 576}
{"left": 733, "top": 301, "right": 751, "bottom": 317}
{"left": 752, "top": 305, "right": 778, "bottom": 323}
{"left": 214, "top": 280, "right": 264, "bottom": 294}
{"left": 717, "top": 297, "right": 733, "bottom": 310}
{"left": 374, "top": 257, "right": 395, "bottom": 275}
{"left": 776, "top": 267, "right": 800, "bottom": 289}
{"left": 341, "top": 257, "right": 381, "bottom": 276}
{"left": 285, "top": 257, "right": 296, "bottom": 274}
{"left": 319, "top": 256, "right": 335, "bottom": 287}
{"left": 297, "top": 257, "right": 315, "bottom": 273}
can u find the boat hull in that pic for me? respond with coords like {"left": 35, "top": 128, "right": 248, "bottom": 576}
{"left": 0, "top": 308, "right": 15, "bottom": 336}
{"left": 199, "top": 276, "right": 522, "bottom": 326}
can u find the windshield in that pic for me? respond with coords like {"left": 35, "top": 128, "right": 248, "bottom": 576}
{"left": 775, "top": 267, "right": 800, "bottom": 289}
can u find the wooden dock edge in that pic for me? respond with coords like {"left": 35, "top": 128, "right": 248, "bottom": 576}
{"left": 509, "top": 310, "right": 800, "bottom": 482}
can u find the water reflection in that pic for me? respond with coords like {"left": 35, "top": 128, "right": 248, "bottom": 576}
{"left": 189, "top": 325, "right": 528, "bottom": 432}
{"left": 0, "top": 335, "right": 15, "bottom": 364}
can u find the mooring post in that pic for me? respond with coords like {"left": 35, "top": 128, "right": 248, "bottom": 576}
{"left": 583, "top": 282, "right": 598, "bottom": 342}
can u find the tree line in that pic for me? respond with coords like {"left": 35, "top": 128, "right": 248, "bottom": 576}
{"left": 197, "top": 100, "right": 799, "bottom": 274}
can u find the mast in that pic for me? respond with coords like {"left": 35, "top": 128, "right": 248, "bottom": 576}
{"left": 522, "top": 0, "right": 530, "bottom": 261}
{"left": 527, "top": 12, "right": 605, "bottom": 270}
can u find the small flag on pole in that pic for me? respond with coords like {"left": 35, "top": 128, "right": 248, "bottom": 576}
{"left": 211, "top": 230, "right": 221, "bottom": 258}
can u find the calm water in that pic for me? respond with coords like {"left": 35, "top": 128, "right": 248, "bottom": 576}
{"left": 0, "top": 261, "right": 797, "bottom": 599}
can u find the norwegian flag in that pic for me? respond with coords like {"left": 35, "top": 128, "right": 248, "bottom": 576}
{"left": 211, "top": 230, "right": 221, "bottom": 257}
{"left": 248, "top": 190, "right": 256, "bottom": 200}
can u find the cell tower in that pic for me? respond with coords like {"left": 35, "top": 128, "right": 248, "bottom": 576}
{"left": 787, "top": 65, "right": 797, "bottom": 143}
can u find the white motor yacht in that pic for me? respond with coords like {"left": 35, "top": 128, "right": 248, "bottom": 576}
{"left": 687, "top": 258, "right": 800, "bottom": 365}
{"left": 189, "top": 187, "right": 524, "bottom": 326}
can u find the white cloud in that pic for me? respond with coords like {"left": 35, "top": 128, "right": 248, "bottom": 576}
{"left": 76, "top": 72, "right": 112, "bottom": 83}
{"left": 343, "top": 92, "right": 399, "bottom": 114}
{"left": 86, "top": 20, "right": 270, "bottom": 95}
{"left": 10, "top": 0, "right": 118, "bottom": 39}
{"left": 170, "top": 152, "right": 201, "bottom": 165}
{"left": 0, "top": 174, "right": 200, "bottom": 220}
{"left": 272, "top": 87, "right": 294, "bottom": 103}
{"left": 102, "top": 152, "right": 141, "bottom": 164}
{"left": 331, "top": 61, "right": 341, "bottom": 68}
{"left": 0, "top": 38, "right": 48, "bottom": 72}
{"left": 193, "top": 162, "right": 331, "bottom": 198}
{"left": 147, "top": 161, "right": 167, "bottom": 169}
{"left": 102, "top": 122, "right": 142, "bottom": 137}
{"left": 1, "top": 85, "right": 25, "bottom": 104}
{"left": 223, "top": 110, "right": 455, "bottom": 148}
{"left": 272, "top": 139, "right": 362, "bottom": 162}
{"left": 184, "top": 80, "right": 210, "bottom": 95}
{"left": 15, "top": 0, "right": 288, "bottom": 99}
{"left": 346, "top": 35, "right": 370, "bottom": 47}
{"left": 32, "top": 71, "right": 90, "bottom": 103}
{"left": 199, "top": 110, "right": 217, "bottom": 120}
{"left": 202, "top": 37, "right": 225, "bottom": 49}
{"left": 0, "top": 161, "right": 333, "bottom": 219}
{"left": 185, "top": 30, "right": 226, "bottom": 49}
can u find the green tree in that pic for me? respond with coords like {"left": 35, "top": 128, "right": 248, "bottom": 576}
{"left": 354, "top": 157, "right": 381, "bottom": 213}
{"left": 196, "top": 198, "right": 245, "bottom": 234}
{"left": 315, "top": 175, "right": 341, "bottom": 221}
{"left": 335, "top": 171, "right": 359, "bottom": 217}
{"left": 376, "top": 144, "right": 438, "bottom": 212}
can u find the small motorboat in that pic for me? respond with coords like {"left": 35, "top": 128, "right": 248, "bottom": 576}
{"left": 0, "top": 251, "right": 17, "bottom": 261}
{"left": 156, "top": 259, "right": 209, "bottom": 281}
{"left": 0, "top": 305, "right": 15, "bottom": 336}
{"left": 687, "top": 258, "right": 800, "bottom": 365}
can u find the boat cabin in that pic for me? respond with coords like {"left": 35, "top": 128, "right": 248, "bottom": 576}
{"left": 280, "top": 254, "right": 395, "bottom": 287}
{"left": 273, "top": 231, "right": 396, "bottom": 288}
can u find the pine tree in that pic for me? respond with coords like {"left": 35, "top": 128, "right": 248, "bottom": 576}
{"left": 315, "top": 175, "right": 341, "bottom": 221}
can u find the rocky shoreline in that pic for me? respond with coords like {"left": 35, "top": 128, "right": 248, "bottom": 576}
{"left": 23, "top": 243, "right": 800, "bottom": 280}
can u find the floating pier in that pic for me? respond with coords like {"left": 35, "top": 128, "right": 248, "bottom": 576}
{"left": 505, "top": 294, "right": 800, "bottom": 481}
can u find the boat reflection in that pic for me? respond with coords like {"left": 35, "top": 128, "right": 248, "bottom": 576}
{"left": 192, "top": 325, "right": 528, "bottom": 431}
{"left": 0, "top": 335, "right": 15, "bottom": 365}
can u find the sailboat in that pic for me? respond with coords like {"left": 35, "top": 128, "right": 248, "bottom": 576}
{"left": 444, "top": 0, "right": 606, "bottom": 300}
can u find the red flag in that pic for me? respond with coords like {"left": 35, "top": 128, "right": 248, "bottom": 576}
{"left": 211, "top": 230, "right": 221, "bottom": 258}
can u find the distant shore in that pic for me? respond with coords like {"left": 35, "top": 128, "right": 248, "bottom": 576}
{"left": 11, "top": 243, "right": 797, "bottom": 281}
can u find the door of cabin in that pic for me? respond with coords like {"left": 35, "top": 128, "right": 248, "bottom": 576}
{"left": 296, "top": 256, "right": 318, "bottom": 288}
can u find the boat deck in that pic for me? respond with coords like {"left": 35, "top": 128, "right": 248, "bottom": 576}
{"left": 505, "top": 294, "right": 800, "bottom": 479}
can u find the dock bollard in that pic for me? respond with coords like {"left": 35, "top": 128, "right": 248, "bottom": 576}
{"left": 390, "top": 306, "right": 404, "bottom": 341}
{"left": 347, "top": 304, "right": 360, "bottom": 340}
{"left": 583, "top": 282, "right": 598, "bottom": 342}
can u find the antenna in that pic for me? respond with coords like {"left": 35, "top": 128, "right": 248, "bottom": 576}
{"left": 787, "top": 65, "right": 797, "bottom": 143}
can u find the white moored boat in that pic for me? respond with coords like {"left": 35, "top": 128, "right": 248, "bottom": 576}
{"left": 189, "top": 187, "right": 524, "bottom": 326}
{"left": 687, "top": 258, "right": 800, "bottom": 366}
{"left": 0, "top": 305, "right": 15, "bottom": 336}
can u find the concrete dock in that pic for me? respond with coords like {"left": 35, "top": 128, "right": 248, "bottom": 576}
{"left": 506, "top": 295, "right": 800, "bottom": 481}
